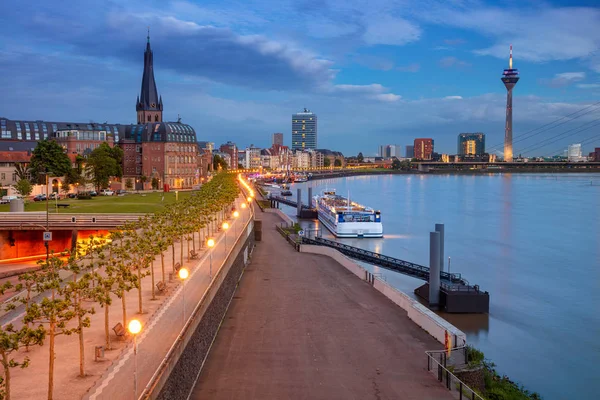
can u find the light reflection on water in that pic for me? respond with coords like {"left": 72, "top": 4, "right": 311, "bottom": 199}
{"left": 278, "top": 173, "right": 600, "bottom": 400}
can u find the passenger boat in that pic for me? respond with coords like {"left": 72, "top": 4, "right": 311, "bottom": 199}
{"left": 312, "top": 189, "right": 383, "bottom": 238}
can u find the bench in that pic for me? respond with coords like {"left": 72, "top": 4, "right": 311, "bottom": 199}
{"left": 174, "top": 262, "right": 181, "bottom": 273}
{"left": 190, "top": 250, "right": 199, "bottom": 259}
{"left": 113, "top": 322, "right": 126, "bottom": 338}
{"left": 156, "top": 281, "right": 167, "bottom": 293}
{"left": 56, "top": 203, "right": 70, "bottom": 208}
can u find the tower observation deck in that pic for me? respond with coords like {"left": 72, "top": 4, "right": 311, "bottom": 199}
{"left": 501, "top": 45, "right": 519, "bottom": 162}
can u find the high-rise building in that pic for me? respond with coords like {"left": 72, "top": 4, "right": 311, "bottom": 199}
{"left": 379, "top": 144, "right": 401, "bottom": 158}
{"left": 405, "top": 145, "right": 414, "bottom": 158}
{"left": 219, "top": 141, "right": 238, "bottom": 168}
{"left": 292, "top": 108, "right": 317, "bottom": 151}
{"left": 272, "top": 132, "right": 284, "bottom": 146}
{"left": 589, "top": 148, "right": 600, "bottom": 162}
{"left": 501, "top": 45, "right": 519, "bottom": 162}
{"left": 414, "top": 138, "right": 434, "bottom": 160}
{"left": 457, "top": 133, "right": 485, "bottom": 156}
{"left": 568, "top": 144, "right": 583, "bottom": 162}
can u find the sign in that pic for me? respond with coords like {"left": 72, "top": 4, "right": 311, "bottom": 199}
{"left": 298, "top": 230, "right": 305, "bottom": 237}
{"left": 444, "top": 330, "right": 452, "bottom": 357}
{"left": 43, "top": 232, "right": 52, "bottom": 242}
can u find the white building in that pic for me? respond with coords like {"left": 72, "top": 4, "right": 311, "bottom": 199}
{"left": 244, "top": 146, "right": 262, "bottom": 169}
{"left": 379, "top": 144, "right": 401, "bottom": 158}
{"left": 568, "top": 143, "right": 584, "bottom": 162}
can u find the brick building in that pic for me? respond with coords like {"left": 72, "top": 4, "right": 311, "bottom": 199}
{"left": 414, "top": 138, "right": 434, "bottom": 160}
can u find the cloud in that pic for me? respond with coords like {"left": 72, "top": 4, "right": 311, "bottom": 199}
{"left": 443, "top": 39, "right": 465, "bottom": 46}
{"left": 576, "top": 83, "right": 600, "bottom": 89}
{"left": 540, "top": 72, "right": 586, "bottom": 88}
{"left": 330, "top": 83, "right": 401, "bottom": 102}
{"left": 444, "top": 96, "right": 463, "bottom": 100}
{"left": 371, "top": 93, "right": 401, "bottom": 102}
{"left": 396, "top": 63, "right": 420, "bottom": 72}
{"left": 362, "top": 15, "right": 421, "bottom": 46}
{"left": 439, "top": 56, "right": 471, "bottom": 68}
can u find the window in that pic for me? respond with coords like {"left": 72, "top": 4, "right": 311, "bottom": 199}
{"left": 87, "top": 124, "right": 92, "bottom": 130}
{"left": 155, "top": 115, "right": 159, "bottom": 122}
{"left": 12, "top": 173, "right": 17, "bottom": 182}
{"left": 147, "top": 115, "right": 151, "bottom": 122}
{"left": 1, "top": 173, "right": 5, "bottom": 180}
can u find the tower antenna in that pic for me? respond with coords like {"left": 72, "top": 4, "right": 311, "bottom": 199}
{"left": 147, "top": 27, "right": 150, "bottom": 43}
{"left": 509, "top": 44, "right": 513, "bottom": 69}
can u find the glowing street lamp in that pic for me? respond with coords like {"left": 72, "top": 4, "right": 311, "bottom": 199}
{"left": 232, "top": 210, "right": 239, "bottom": 235}
{"left": 241, "top": 203, "right": 247, "bottom": 209}
{"left": 128, "top": 319, "right": 142, "bottom": 399}
{"left": 178, "top": 267, "right": 189, "bottom": 325}
{"left": 222, "top": 222, "right": 229, "bottom": 251}
{"left": 207, "top": 238, "right": 215, "bottom": 279}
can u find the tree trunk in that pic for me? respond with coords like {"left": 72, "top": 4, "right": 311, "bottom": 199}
{"left": 137, "top": 264, "right": 143, "bottom": 314}
{"left": 3, "top": 352, "right": 11, "bottom": 400}
{"left": 180, "top": 235, "right": 184, "bottom": 266}
{"left": 151, "top": 258, "right": 156, "bottom": 300}
{"left": 160, "top": 252, "right": 165, "bottom": 285}
{"left": 105, "top": 302, "right": 111, "bottom": 350}
{"left": 186, "top": 237, "right": 190, "bottom": 262}
{"left": 48, "top": 321, "right": 55, "bottom": 400}
{"left": 78, "top": 309, "right": 85, "bottom": 377}
{"left": 171, "top": 244, "right": 176, "bottom": 273}
{"left": 192, "top": 232, "right": 196, "bottom": 252}
{"left": 122, "top": 294, "right": 127, "bottom": 330}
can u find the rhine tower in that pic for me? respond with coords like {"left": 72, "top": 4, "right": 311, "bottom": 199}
{"left": 501, "top": 45, "right": 519, "bottom": 162}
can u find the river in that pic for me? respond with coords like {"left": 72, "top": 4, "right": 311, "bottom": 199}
{"left": 277, "top": 173, "right": 600, "bottom": 400}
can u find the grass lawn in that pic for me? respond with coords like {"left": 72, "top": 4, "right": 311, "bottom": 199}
{"left": 0, "top": 191, "right": 194, "bottom": 214}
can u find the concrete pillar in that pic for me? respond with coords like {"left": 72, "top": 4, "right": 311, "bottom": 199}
{"left": 435, "top": 223, "right": 445, "bottom": 272}
{"left": 297, "top": 188, "right": 302, "bottom": 216}
{"left": 9, "top": 199, "right": 24, "bottom": 212}
{"left": 71, "top": 230, "right": 78, "bottom": 251}
{"left": 429, "top": 231, "right": 441, "bottom": 309}
{"left": 308, "top": 187, "right": 313, "bottom": 208}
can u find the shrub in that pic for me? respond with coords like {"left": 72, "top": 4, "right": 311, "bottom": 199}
{"left": 77, "top": 193, "right": 92, "bottom": 200}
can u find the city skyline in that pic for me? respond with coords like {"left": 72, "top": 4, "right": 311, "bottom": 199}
{"left": 1, "top": 1, "right": 599, "bottom": 155}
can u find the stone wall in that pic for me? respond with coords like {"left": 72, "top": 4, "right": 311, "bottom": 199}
{"left": 155, "top": 221, "right": 255, "bottom": 400}
{"left": 456, "top": 367, "right": 486, "bottom": 394}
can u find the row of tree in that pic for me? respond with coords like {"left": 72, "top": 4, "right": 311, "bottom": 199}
{"left": 0, "top": 172, "right": 240, "bottom": 400}
{"left": 11, "top": 139, "right": 124, "bottom": 199}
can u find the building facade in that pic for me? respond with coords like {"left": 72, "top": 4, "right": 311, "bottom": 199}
{"left": 414, "top": 138, "right": 434, "bottom": 160}
{"left": 589, "top": 148, "right": 600, "bottom": 162}
{"left": 379, "top": 144, "right": 401, "bottom": 158}
{"left": 272, "top": 133, "right": 284, "bottom": 147}
{"left": 292, "top": 108, "right": 317, "bottom": 151}
{"left": 219, "top": 141, "right": 238, "bottom": 169}
{"left": 457, "top": 133, "right": 485, "bottom": 156}
{"left": 405, "top": 145, "right": 414, "bottom": 158}
{"left": 567, "top": 144, "right": 583, "bottom": 162}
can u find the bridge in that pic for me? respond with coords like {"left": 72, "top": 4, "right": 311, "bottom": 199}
{"left": 300, "top": 235, "right": 489, "bottom": 313}
{"left": 0, "top": 212, "right": 144, "bottom": 230}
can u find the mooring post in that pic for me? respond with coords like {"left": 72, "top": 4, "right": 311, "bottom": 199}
{"left": 297, "top": 188, "right": 302, "bottom": 217}
{"left": 429, "top": 231, "right": 441, "bottom": 309}
{"left": 435, "top": 223, "right": 445, "bottom": 272}
{"left": 308, "top": 187, "right": 313, "bottom": 208}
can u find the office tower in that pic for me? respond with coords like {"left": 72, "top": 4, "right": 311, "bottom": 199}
{"left": 272, "top": 132, "right": 283, "bottom": 146}
{"left": 501, "top": 45, "right": 519, "bottom": 162}
{"left": 292, "top": 108, "right": 317, "bottom": 151}
{"left": 457, "top": 133, "right": 486, "bottom": 156}
{"left": 414, "top": 138, "right": 434, "bottom": 160}
{"left": 405, "top": 145, "right": 414, "bottom": 158}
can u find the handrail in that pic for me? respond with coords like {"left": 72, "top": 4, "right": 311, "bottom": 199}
{"left": 425, "top": 348, "right": 485, "bottom": 400}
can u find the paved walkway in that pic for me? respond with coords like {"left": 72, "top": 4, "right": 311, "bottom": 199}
{"left": 190, "top": 211, "right": 453, "bottom": 400}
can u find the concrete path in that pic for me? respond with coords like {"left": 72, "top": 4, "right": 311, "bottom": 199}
{"left": 190, "top": 210, "right": 453, "bottom": 400}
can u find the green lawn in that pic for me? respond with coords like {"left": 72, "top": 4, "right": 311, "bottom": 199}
{"left": 0, "top": 191, "right": 194, "bottom": 214}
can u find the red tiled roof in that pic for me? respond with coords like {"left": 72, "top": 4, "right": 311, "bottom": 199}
{"left": 0, "top": 151, "right": 31, "bottom": 163}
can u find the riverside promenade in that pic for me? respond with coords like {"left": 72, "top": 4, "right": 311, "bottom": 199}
{"left": 190, "top": 210, "right": 453, "bottom": 400}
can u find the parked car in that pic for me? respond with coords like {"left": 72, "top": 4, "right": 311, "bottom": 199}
{"left": 67, "top": 193, "right": 77, "bottom": 199}
{"left": 116, "top": 189, "right": 127, "bottom": 195}
{"left": 1, "top": 195, "right": 20, "bottom": 204}
{"left": 33, "top": 194, "right": 47, "bottom": 202}
{"left": 100, "top": 189, "right": 114, "bottom": 196}
{"left": 89, "top": 191, "right": 98, "bottom": 197}
{"left": 49, "top": 192, "right": 61, "bottom": 200}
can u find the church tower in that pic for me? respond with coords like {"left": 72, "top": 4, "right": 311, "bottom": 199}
{"left": 136, "top": 30, "right": 163, "bottom": 124}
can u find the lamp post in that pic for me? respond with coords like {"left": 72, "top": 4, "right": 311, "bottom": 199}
{"left": 178, "top": 267, "right": 189, "bottom": 325}
{"left": 128, "top": 319, "right": 142, "bottom": 399}
{"left": 206, "top": 238, "right": 215, "bottom": 279}
{"left": 222, "top": 222, "right": 229, "bottom": 252}
{"left": 232, "top": 210, "right": 239, "bottom": 235}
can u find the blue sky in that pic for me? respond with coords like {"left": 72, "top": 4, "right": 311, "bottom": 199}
{"left": 1, "top": 0, "right": 599, "bottom": 156}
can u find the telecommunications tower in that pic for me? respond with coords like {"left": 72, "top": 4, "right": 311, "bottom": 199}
{"left": 501, "top": 45, "right": 519, "bottom": 162}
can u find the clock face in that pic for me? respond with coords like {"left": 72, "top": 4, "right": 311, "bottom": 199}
{"left": 151, "top": 103, "right": 156, "bottom": 108}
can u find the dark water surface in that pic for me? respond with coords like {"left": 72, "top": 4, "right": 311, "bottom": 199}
{"left": 280, "top": 173, "right": 600, "bottom": 400}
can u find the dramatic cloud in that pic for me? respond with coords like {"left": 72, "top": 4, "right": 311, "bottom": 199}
{"left": 540, "top": 72, "right": 586, "bottom": 88}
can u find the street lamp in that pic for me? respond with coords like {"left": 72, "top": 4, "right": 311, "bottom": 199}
{"left": 206, "top": 238, "right": 215, "bottom": 279}
{"left": 222, "top": 222, "right": 229, "bottom": 251}
{"left": 241, "top": 203, "right": 247, "bottom": 209}
{"left": 128, "top": 319, "right": 142, "bottom": 399}
{"left": 232, "top": 210, "right": 239, "bottom": 235}
{"left": 247, "top": 196, "right": 252, "bottom": 203}
{"left": 178, "top": 267, "right": 189, "bottom": 325}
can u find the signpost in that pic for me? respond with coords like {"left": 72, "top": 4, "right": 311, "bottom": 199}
{"left": 298, "top": 230, "right": 305, "bottom": 237}
{"left": 43, "top": 231, "right": 52, "bottom": 241}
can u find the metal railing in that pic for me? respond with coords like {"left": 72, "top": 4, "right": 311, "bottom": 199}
{"left": 0, "top": 213, "right": 145, "bottom": 230}
{"left": 276, "top": 222, "right": 301, "bottom": 251}
{"left": 426, "top": 348, "right": 485, "bottom": 400}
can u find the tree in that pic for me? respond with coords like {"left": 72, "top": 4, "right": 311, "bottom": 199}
{"left": 357, "top": 152, "right": 364, "bottom": 163}
{"left": 29, "top": 140, "right": 71, "bottom": 183}
{"left": 151, "top": 177, "right": 159, "bottom": 190}
{"left": 14, "top": 179, "right": 33, "bottom": 198}
{"left": 85, "top": 143, "right": 120, "bottom": 191}
{"left": 213, "top": 155, "right": 227, "bottom": 171}
{"left": 334, "top": 159, "right": 342, "bottom": 167}
{"left": 324, "top": 157, "right": 331, "bottom": 167}
{"left": 392, "top": 158, "right": 401, "bottom": 170}
{"left": 125, "top": 178, "right": 134, "bottom": 191}
{"left": 140, "top": 175, "right": 148, "bottom": 189}
{"left": 14, "top": 163, "right": 30, "bottom": 182}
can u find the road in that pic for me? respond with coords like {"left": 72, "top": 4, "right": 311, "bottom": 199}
{"left": 190, "top": 210, "right": 453, "bottom": 400}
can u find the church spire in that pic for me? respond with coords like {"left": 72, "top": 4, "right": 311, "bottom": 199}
{"left": 137, "top": 31, "right": 162, "bottom": 123}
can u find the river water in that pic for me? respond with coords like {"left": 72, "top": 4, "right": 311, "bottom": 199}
{"left": 278, "top": 173, "right": 600, "bottom": 400}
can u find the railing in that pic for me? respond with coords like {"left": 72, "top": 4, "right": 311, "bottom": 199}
{"left": 426, "top": 348, "right": 485, "bottom": 400}
{"left": 0, "top": 213, "right": 145, "bottom": 229}
{"left": 276, "top": 222, "right": 301, "bottom": 251}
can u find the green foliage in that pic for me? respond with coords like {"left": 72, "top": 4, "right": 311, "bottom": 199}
{"left": 85, "top": 142, "right": 122, "bottom": 191}
{"left": 125, "top": 178, "right": 134, "bottom": 190}
{"left": 29, "top": 140, "right": 72, "bottom": 183}
{"left": 357, "top": 152, "right": 364, "bottom": 163}
{"left": 467, "top": 345, "right": 485, "bottom": 367}
{"left": 14, "top": 179, "right": 32, "bottom": 198}
{"left": 77, "top": 193, "right": 92, "bottom": 200}
{"left": 213, "top": 154, "right": 228, "bottom": 171}
{"left": 324, "top": 157, "right": 331, "bottom": 167}
{"left": 334, "top": 159, "right": 342, "bottom": 167}
{"left": 151, "top": 177, "right": 159, "bottom": 190}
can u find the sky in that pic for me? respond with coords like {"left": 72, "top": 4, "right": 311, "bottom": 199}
{"left": 1, "top": 0, "right": 599, "bottom": 156}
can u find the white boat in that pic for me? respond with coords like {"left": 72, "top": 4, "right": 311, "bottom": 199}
{"left": 312, "top": 189, "right": 383, "bottom": 238}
